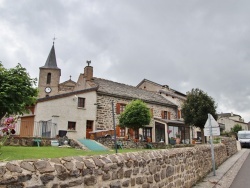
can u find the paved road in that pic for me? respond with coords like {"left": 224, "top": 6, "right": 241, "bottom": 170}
{"left": 230, "top": 149, "right": 250, "bottom": 188}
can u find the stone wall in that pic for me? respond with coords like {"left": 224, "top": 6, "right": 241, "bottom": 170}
{"left": 221, "top": 137, "right": 237, "bottom": 157}
{"left": 0, "top": 140, "right": 237, "bottom": 188}
{"left": 97, "top": 138, "right": 167, "bottom": 149}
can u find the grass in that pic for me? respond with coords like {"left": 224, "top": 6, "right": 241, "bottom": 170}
{"left": 0, "top": 146, "right": 149, "bottom": 161}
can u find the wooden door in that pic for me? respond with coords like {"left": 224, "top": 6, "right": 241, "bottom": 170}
{"left": 86, "top": 120, "right": 93, "bottom": 139}
{"left": 20, "top": 116, "right": 34, "bottom": 137}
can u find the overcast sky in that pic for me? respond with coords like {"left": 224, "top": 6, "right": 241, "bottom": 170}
{"left": 1, "top": 0, "right": 250, "bottom": 122}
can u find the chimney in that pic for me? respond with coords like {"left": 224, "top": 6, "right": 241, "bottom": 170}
{"left": 84, "top": 60, "right": 93, "bottom": 81}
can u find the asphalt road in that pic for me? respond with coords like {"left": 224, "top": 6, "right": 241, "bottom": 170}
{"left": 230, "top": 148, "right": 250, "bottom": 188}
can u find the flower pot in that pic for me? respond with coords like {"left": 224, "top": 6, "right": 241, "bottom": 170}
{"left": 170, "top": 140, "right": 176, "bottom": 145}
{"left": 176, "top": 138, "right": 181, "bottom": 144}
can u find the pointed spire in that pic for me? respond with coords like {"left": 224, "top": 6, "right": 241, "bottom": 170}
{"left": 41, "top": 43, "right": 59, "bottom": 69}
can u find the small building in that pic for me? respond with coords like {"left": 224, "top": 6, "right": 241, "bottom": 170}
{"left": 217, "top": 112, "right": 248, "bottom": 132}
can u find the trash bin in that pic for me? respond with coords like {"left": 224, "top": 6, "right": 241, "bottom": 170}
{"left": 58, "top": 130, "right": 67, "bottom": 137}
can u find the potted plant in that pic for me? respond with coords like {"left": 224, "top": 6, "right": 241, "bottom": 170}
{"left": 175, "top": 132, "right": 181, "bottom": 144}
{"left": 169, "top": 137, "right": 176, "bottom": 145}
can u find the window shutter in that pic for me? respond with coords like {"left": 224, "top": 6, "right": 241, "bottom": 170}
{"left": 116, "top": 103, "right": 120, "bottom": 114}
{"left": 178, "top": 110, "right": 181, "bottom": 119}
{"left": 150, "top": 108, "right": 154, "bottom": 117}
{"left": 168, "top": 112, "right": 171, "bottom": 120}
{"left": 116, "top": 126, "right": 120, "bottom": 137}
{"left": 161, "top": 111, "right": 164, "bottom": 118}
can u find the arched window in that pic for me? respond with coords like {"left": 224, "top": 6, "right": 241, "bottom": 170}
{"left": 47, "top": 73, "right": 51, "bottom": 84}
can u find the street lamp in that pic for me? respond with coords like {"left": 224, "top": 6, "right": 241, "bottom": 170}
{"left": 111, "top": 100, "right": 118, "bottom": 153}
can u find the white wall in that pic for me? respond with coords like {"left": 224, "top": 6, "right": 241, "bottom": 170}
{"left": 35, "top": 91, "right": 97, "bottom": 139}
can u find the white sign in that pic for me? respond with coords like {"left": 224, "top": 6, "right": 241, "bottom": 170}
{"left": 204, "top": 127, "right": 220, "bottom": 136}
{"left": 204, "top": 114, "right": 220, "bottom": 136}
{"left": 204, "top": 114, "right": 219, "bottom": 128}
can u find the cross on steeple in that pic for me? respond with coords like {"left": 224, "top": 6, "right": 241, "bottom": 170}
{"left": 86, "top": 60, "right": 91, "bottom": 66}
{"left": 52, "top": 35, "right": 57, "bottom": 45}
{"left": 70, "top": 75, "right": 72, "bottom": 80}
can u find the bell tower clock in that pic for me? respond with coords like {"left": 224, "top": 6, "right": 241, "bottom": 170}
{"left": 38, "top": 42, "right": 61, "bottom": 98}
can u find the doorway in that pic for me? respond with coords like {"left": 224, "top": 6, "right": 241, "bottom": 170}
{"left": 86, "top": 120, "right": 93, "bottom": 139}
{"left": 155, "top": 122, "right": 165, "bottom": 142}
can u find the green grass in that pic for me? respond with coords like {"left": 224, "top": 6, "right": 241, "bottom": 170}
{"left": 0, "top": 146, "right": 149, "bottom": 161}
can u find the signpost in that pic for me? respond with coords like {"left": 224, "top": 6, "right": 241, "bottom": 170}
{"left": 204, "top": 113, "right": 220, "bottom": 176}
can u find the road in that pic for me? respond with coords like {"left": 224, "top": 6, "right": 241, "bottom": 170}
{"left": 230, "top": 148, "right": 250, "bottom": 188}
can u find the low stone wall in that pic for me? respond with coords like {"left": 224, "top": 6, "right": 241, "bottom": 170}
{"left": 3, "top": 137, "right": 83, "bottom": 149}
{"left": 221, "top": 137, "right": 237, "bottom": 157}
{"left": 0, "top": 140, "right": 237, "bottom": 188}
{"left": 97, "top": 138, "right": 167, "bottom": 149}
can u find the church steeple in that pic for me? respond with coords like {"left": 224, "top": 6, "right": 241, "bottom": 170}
{"left": 40, "top": 44, "right": 59, "bottom": 69}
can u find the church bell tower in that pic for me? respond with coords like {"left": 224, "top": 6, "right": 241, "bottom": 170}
{"left": 38, "top": 42, "right": 61, "bottom": 98}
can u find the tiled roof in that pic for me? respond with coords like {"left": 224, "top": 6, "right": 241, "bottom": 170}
{"left": 92, "top": 78, "right": 177, "bottom": 107}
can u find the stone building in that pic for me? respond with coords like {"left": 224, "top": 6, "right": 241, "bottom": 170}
{"left": 137, "top": 79, "right": 194, "bottom": 141}
{"left": 217, "top": 112, "right": 248, "bottom": 132}
{"left": 21, "top": 43, "right": 192, "bottom": 143}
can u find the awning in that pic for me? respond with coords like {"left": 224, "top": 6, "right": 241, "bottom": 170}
{"left": 154, "top": 117, "right": 185, "bottom": 126}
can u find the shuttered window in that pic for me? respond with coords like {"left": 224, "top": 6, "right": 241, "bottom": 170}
{"left": 116, "top": 103, "right": 126, "bottom": 114}
{"left": 161, "top": 111, "right": 171, "bottom": 120}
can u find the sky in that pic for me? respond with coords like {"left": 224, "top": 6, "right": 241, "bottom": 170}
{"left": 1, "top": 0, "right": 250, "bottom": 122}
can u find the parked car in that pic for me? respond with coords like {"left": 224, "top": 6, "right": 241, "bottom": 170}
{"left": 238, "top": 131, "right": 250, "bottom": 148}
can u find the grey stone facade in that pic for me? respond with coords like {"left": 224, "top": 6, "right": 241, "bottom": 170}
{"left": 95, "top": 94, "right": 177, "bottom": 130}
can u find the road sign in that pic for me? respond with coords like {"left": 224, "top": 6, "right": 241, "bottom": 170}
{"left": 204, "top": 114, "right": 219, "bottom": 128}
{"left": 204, "top": 127, "right": 220, "bottom": 136}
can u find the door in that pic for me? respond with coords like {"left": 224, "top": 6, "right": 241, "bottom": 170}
{"left": 155, "top": 122, "right": 165, "bottom": 142}
{"left": 86, "top": 120, "right": 93, "bottom": 139}
{"left": 20, "top": 116, "right": 34, "bottom": 137}
{"left": 143, "top": 127, "right": 152, "bottom": 142}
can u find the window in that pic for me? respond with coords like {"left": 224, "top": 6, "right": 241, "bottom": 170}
{"left": 161, "top": 111, "right": 171, "bottom": 119}
{"left": 116, "top": 103, "right": 126, "bottom": 114}
{"left": 143, "top": 127, "right": 152, "bottom": 141}
{"left": 68, "top": 121, "right": 76, "bottom": 130}
{"left": 47, "top": 73, "right": 51, "bottom": 84}
{"left": 78, "top": 97, "right": 85, "bottom": 108}
{"left": 120, "top": 127, "right": 125, "bottom": 137}
{"left": 116, "top": 126, "right": 125, "bottom": 137}
{"left": 134, "top": 129, "right": 139, "bottom": 139}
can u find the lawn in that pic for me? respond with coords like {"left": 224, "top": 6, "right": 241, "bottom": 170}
{"left": 0, "top": 146, "right": 149, "bottom": 161}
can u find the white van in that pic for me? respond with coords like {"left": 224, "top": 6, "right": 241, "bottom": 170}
{"left": 237, "top": 131, "right": 250, "bottom": 147}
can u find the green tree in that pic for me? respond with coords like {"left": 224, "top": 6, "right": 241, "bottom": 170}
{"left": 182, "top": 88, "right": 217, "bottom": 143}
{"left": 119, "top": 99, "right": 151, "bottom": 130}
{"left": 231, "top": 124, "right": 243, "bottom": 134}
{"left": 0, "top": 63, "right": 38, "bottom": 119}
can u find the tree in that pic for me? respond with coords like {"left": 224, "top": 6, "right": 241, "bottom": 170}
{"left": 0, "top": 63, "right": 38, "bottom": 119}
{"left": 231, "top": 124, "right": 243, "bottom": 134}
{"left": 182, "top": 88, "right": 217, "bottom": 143}
{"left": 119, "top": 99, "right": 151, "bottom": 130}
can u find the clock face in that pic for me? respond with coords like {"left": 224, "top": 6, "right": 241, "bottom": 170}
{"left": 45, "top": 87, "right": 52, "bottom": 93}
